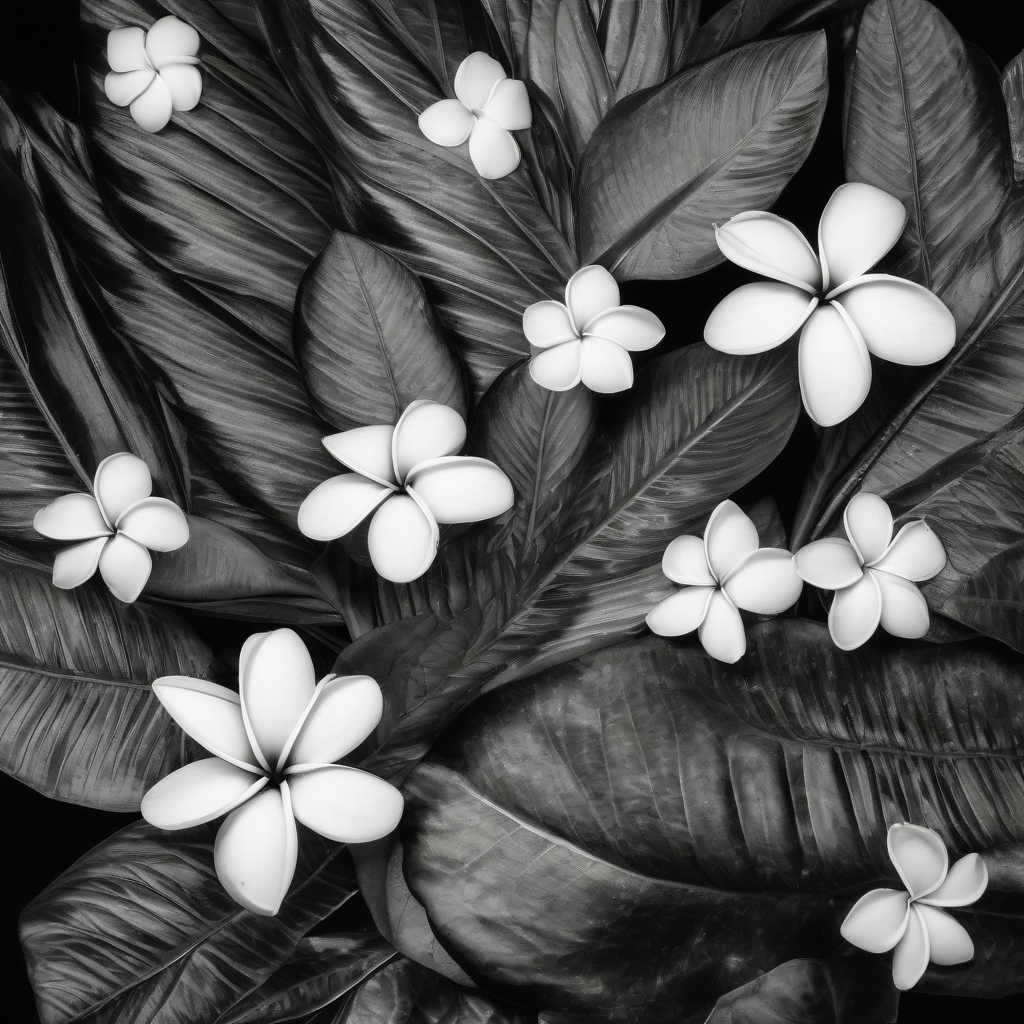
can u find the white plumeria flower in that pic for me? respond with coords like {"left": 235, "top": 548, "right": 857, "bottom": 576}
{"left": 524, "top": 265, "right": 666, "bottom": 393}
{"left": 418, "top": 52, "right": 532, "bottom": 179}
{"left": 645, "top": 500, "right": 803, "bottom": 664}
{"left": 704, "top": 183, "right": 956, "bottom": 426}
{"left": 841, "top": 823, "right": 988, "bottom": 991}
{"left": 33, "top": 452, "right": 189, "bottom": 604}
{"left": 104, "top": 16, "right": 202, "bottom": 133}
{"left": 142, "top": 628, "right": 403, "bottom": 916}
{"left": 794, "top": 492, "right": 945, "bottom": 651}
{"left": 297, "top": 401, "right": 514, "bottom": 583}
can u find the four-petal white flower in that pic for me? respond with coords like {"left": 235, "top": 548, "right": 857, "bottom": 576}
{"left": 645, "top": 500, "right": 803, "bottom": 663}
{"left": 33, "top": 452, "right": 190, "bottom": 604}
{"left": 794, "top": 492, "right": 945, "bottom": 651}
{"left": 418, "top": 52, "right": 532, "bottom": 180}
{"left": 298, "top": 401, "right": 514, "bottom": 583}
{"left": 104, "top": 16, "right": 202, "bottom": 133}
{"left": 524, "top": 265, "right": 666, "bottom": 393}
{"left": 841, "top": 823, "right": 987, "bottom": 991}
{"left": 704, "top": 183, "right": 956, "bottom": 426}
{"left": 143, "top": 628, "right": 403, "bottom": 916}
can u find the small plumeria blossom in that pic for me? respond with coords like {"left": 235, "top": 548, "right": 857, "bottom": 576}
{"left": 297, "top": 400, "right": 514, "bottom": 583}
{"left": 418, "top": 52, "right": 532, "bottom": 179}
{"left": 104, "top": 16, "right": 202, "bottom": 133}
{"left": 645, "top": 500, "right": 803, "bottom": 664}
{"left": 841, "top": 823, "right": 988, "bottom": 991}
{"left": 793, "top": 492, "right": 945, "bottom": 651}
{"left": 524, "top": 265, "right": 666, "bottom": 393}
{"left": 33, "top": 453, "right": 189, "bottom": 604}
{"left": 142, "top": 628, "right": 403, "bottom": 916}
{"left": 704, "top": 183, "right": 956, "bottom": 426}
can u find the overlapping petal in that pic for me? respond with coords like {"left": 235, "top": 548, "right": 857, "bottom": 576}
{"left": 52, "top": 538, "right": 108, "bottom": 591}
{"left": 453, "top": 52, "right": 506, "bottom": 110}
{"left": 392, "top": 402, "right": 467, "bottom": 481}
{"left": 297, "top": 474, "right": 392, "bottom": 542}
{"left": 367, "top": 492, "right": 439, "bottom": 583}
{"left": 794, "top": 538, "right": 864, "bottom": 589}
{"left": 322, "top": 424, "right": 398, "bottom": 486}
{"left": 418, "top": 99, "right": 475, "bottom": 146}
{"left": 107, "top": 26, "right": 148, "bottom": 72}
{"left": 141, "top": 758, "right": 267, "bottom": 830}
{"left": 160, "top": 64, "right": 204, "bottom": 112}
{"left": 286, "top": 766, "right": 405, "bottom": 843}
{"left": 892, "top": 905, "right": 931, "bottom": 991}
{"left": 916, "top": 906, "right": 974, "bottom": 966}
{"left": 93, "top": 452, "right": 153, "bottom": 526}
{"left": 529, "top": 341, "right": 583, "bottom": 391}
{"left": 523, "top": 301, "right": 578, "bottom": 348}
{"left": 715, "top": 211, "right": 822, "bottom": 293}
{"left": 697, "top": 590, "right": 746, "bottom": 664}
{"left": 281, "top": 675, "right": 383, "bottom": 768}
{"left": 98, "top": 533, "right": 153, "bottom": 603}
{"left": 723, "top": 549, "right": 803, "bottom": 614}
{"left": 840, "top": 889, "right": 910, "bottom": 954}
{"left": 579, "top": 336, "right": 634, "bottom": 393}
{"left": 33, "top": 493, "right": 111, "bottom": 541}
{"left": 889, "top": 823, "right": 949, "bottom": 900}
{"left": 828, "top": 570, "right": 881, "bottom": 651}
{"left": 870, "top": 521, "right": 946, "bottom": 580}
{"left": 116, "top": 497, "right": 190, "bottom": 552}
{"left": 130, "top": 76, "right": 175, "bottom": 133}
{"left": 468, "top": 119, "right": 521, "bottom": 180}
{"left": 583, "top": 306, "right": 665, "bottom": 352}
{"left": 645, "top": 585, "right": 715, "bottom": 637}
{"left": 843, "top": 492, "right": 893, "bottom": 565}
{"left": 797, "top": 304, "right": 872, "bottom": 427}
{"left": 406, "top": 457, "right": 514, "bottom": 524}
{"left": 565, "top": 265, "right": 620, "bottom": 331}
{"left": 874, "top": 571, "right": 930, "bottom": 639}
{"left": 145, "top": 15, "right": 200, "bottom": 68}
{"left": 704, "top": 283, "right": 817, "bottom": 355}
{"left": 704, "top": 500, "right": 759, "bottom": 582}
{"left": 921, "top": 854, "right": 988, "bottom": 908}
{"left": 661, "top": 535, "right": 716, "bottom": 587}
{"left": 482, "top": 78, "right": 532, "bottom": 131}
{"left": 104, "top": 69, "right": 157, "bottom": 107}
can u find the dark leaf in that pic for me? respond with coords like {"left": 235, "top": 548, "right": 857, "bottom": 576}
{"left": 601, "top": 0, "right": 671, "bottom": 101}
{"left": 555, "top": 0, "right": 614, "bottom": 154}
{"left": 687, "top": 0, "right": 830, "bottom": 64}
{"left": 1005, "top": 50, "right": 1024, "bottom": 182}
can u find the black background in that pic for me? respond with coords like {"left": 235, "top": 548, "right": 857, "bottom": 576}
{"left": 0, "top": 2, "right": 1021, "bottom": 1022}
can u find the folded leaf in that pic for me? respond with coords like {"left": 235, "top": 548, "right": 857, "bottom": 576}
{"left": 554, "top": 0, "right": 613, "bottom": 154}
{"left": 1005, "top": 50, "right": 1024, "bottom": 181}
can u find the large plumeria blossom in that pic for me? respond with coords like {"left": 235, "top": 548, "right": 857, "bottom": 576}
{"left": 794, "top": 492, "right": 945, "bottom": 651}
{"left": 645, "top": 500, "right": 803, "bottom": 663}
{"left": 104, "top": 16, "right": 202, "bottom": 133}
{"left": 418, "top": 52, "right": 532, "bottom": 179}
{"left": 297, "top": 401, "right": 514, "bottom": 583}
{"left": 841, "top": 823, "right": 988, "bottom": 991}
{"left": 142, "top": 628, "right": 403, "bottom": 916}
{"left": 33, "top": 453, "right": 189, "bottom": 604}
{"left": 524, "top": 265, "right": 666, "bottom": 393}
{"left": 704, "top": 183, "right": 956, "bottom": 426}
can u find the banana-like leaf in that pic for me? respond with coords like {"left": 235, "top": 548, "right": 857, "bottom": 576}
{"left": 555, "top": 0, "right": 614, "bottom": 155}
{"left": 399, "top": 623, "right": 1024, "bottom": 1018}
{"left": 601, "top": 0, "right": 671, "bottom": 101}
{"left": 1006, "top": 50, "right": 1024, "bottom": 181}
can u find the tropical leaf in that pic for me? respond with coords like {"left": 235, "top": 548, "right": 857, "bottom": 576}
{"left": 1006, "top": 50, "right": 1024, "bottom": 181}
{"left": 600, "top": 0, "right": 671, "bottom": 101}
{"left": 554, "top": 0, "right": 614, "bottom": 154}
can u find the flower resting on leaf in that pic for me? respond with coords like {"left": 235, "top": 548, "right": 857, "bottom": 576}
{"left": 793, "top": 492, "right": 945, "bottom": 651}
{"left": 33, "top": 452, "right": 189, "bottom": 604}
{"left": 104, "top": 16, "right": 202, "bottom": 133}
{"left": 418, "top": 52, "right": 532, "bottom": 179}
{"left": 524, "top": 265, "right": 666, "bottom": 393}
{"left": 297, "top": 401, "right": 514, "bottom": 583}
{"left": 645, "top": 500, "right": 803, "bottom": 663}
{"left": 841, "top": 823, "right": 987, "bottom": 991}
{"left": 704, "top": 182, "right": 956, "bottom": 426}
{"left": 142, "top": 628, "right": 403, "bottom": 916}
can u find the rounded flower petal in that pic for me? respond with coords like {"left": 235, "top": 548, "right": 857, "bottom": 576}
{"left": 281, "top": 675, "right": 383, "bottom": 769}
{"left": 52, "top": 538, "right": 108, "bottom": 590}
{"left": 583, "top": 306, "right": 665, "bottom": 352}
{"left": 367, "top": 492, "right": 439, "bottom": 583}
{"left": 723, "top": 548, "right": 803, "bottom": 614}
{"left": 714, "top": 211, "right": 822, "bottom": 293}
{"left": 869, "top": 520, "right": 946, "bottom": 581}
{"left": 704, "top": 500, "right": 759, "bottom": 582}
{"left": 645, "top": 585, "right": 714, "bottom": 637}
{"left": 215, "top": 784, "right": 298, "bottom": 916}
{"left": 93, "top": 453, "right": 153, "bottom": 527}
{"left": 892, "top": 905, "right": 931, "bottom": 991}
{"left": 286, "top": 766, "right": 404, "bottom": 843}
{"left": 529, "top": 340, "right": 583, "bottom": 391}
{"left": 661, "top": 534, "right": 716, "bottom": 587}
{"left": 579, "top": 336, "right": 634, "bottom": 393}
{"left": 116, "top": 497, "right": 189, "bottom": 552}
{"left": 160, "top": 63, "right": 203, "bottom": 112}
{"left": 145, "top": 15, "right": 201, "bottom": 69}
{"left": 297, "top": 474, "right": 392, "bottom": 542}
{"left": 523, "top": 300, "right": 579, "bottom": 348}
{"left": 418, "top": 99, "right": 475, "bottom": 147}
{"left": 828, "top": 571, "right": 881, "bottom": 650}
{"left": 888, "top": 822, "right": 949, "bottom": 900}
{"left": 107, "top": 26, "right": 149, "bottom": 72}
{"left": 34, "top": 493, "right": 111, "bottom": 541}
{"left": 406, "top": 456, "right": 514, "bottom": 524}
{"left": 98, "top": 533, "right": 152, "bottom": 602}
{"left": 130, "top": 75, "right": 175, "bottom": 133}
{"left": 104, "top": 69, "right": 157, "bottom": 107}
{"left": 843, "top": 492, "right": 893, "bottom": 565}
{"left": 322, "top": 424, "right": 398, "bottom": 486}
{"left": 482, "top": 78, "right": 531, "bottom": 131}
{"left": 565, "top": 265, "right": 620, "bottom": 333}
{"left": 817, "top": 182, "right": 908, "bottom": 291}
{"left": 920, "top": 853, "right": 987, "bottom": 908}
{"left": 704, "top": 283, "right": 817, "bottom": 355}
{"left": 916, "top": 905, "right": 974, "bottom": 966}
{"left": 697, "top": 590, "right": 746, "bottom": 663}
{"left": 797, "top": 303, "right": 872, "bottom": 427}
{"left": 453, "top": 52, "right": 506, "bottom": 111}
{"left": 794, "top": 538, "right": 864, "bottom": 590}
{"left": 392, "top": 402, "right": 467, "bottom": 481}
{"left": 840, "top": 888, "right": 911, "bottom": 954}
{"left": 142, "top": 758, "right": 267, "bottom": 830}
{"left": 873, "top": 570, "right": 930, "bottom": 639}
{"left": 467, "top": 119, "right": 520, "bottom": 179}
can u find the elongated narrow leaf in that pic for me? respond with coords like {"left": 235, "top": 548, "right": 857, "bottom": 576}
{"left": 1006, "top": 51, "right": 1024, "bottom": 181}
{"left": 601, "top": 0, "right": 671, "bottom": 100}
{"left": 555, "top": 0, "right": 613, "bottom": 154}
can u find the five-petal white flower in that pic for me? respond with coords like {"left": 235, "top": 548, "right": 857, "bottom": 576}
{"left": 841, "top": 823, "right": 987, "bottom": 991}
{"left": 794, "top": 492, "right": 945, "bottom": 651}
{"left": 418, "top": 52, "right": 532, "bottom": 180}
{"left": 704, "top": 183, "right": 956, "bottom": 426}
{"left": 524, "top": 265, "right": 666, "bottom": 393}
{"left": 104, "top": 16, "right": 202, "bottom": 133}
{"left": 645, "top": 500, "right": 803, "bottom": 663}
{"left": 142, "top": 628, "right": 403, "bottom": 916}
{"left": 298, "top": 401, "right": 514, "bottom": 583}
{"left": 33, "top": 452, "right": 189, "bottom": 604}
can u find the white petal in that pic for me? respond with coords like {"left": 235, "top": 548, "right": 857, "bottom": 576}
{"left": 529, "top": 340, "right": 582, "bottom": 391}
{"left": 241, "top": 629, "right": 318, "bottom": 773}
{"left": 142, "top": 758, "right": 266, "bottom": 830}
{"left": 703, "top": 500, "right": 759, "bottom": 582}
{"left": 920, "top": 854, "right": 988, "bottom": 908}
{"left": 843, "top": 492, "right": 893, "bottom": 565}
{"left": 579, "top": 337, "right": 634, "bottom": 393}
{"left": 888, "top": 822, "right": 949, "bottom": 900}
{"left": 367, "top": 492, "right": 439, "bottom": 583}
{"left": 215, "top": 784, "right": 297, "bottom": 916}
{"left": 130, "top": 75, "right": 174, "bottom": 133}
{"left": 482, "top": 78, "right": 531, "bottom": 130}
{"left": 406, "top": 457, "right": 514, "bottom": 524}
{"left": 704, "top": 283, "right": 817, "bottom": 355}
{"left": 523, "top": 301, "right": 578, "bottom": 348}
{"left": 98, "top": 534, "right": 152, "bottom": 603}
{"left": 107, "top": 26, "right": 149, "bottom": 72}
{"left": 645, "top": 585, "right": 714, "bottom": 636}
{"left": 797, "top": 304, "right": 872, "bottom": 427}
{"left": 831, "top": 276, "right": 956, "bottom": 365}
{"left": 280, "top": 675, "right": 383, "bottom": 768}
{"left": 916, "top": 905, "right": 975, "bottom": 966}
{"left": 104, "top": 69, "right": 157, "bottom": 107}
{"left": 392, "top": 401, "right": 467, "bottom": 481}
{"left": 661, "top": 534, "right": 715, "bottom": 587}
{"left": 93, "top": 453, "right": 153, "bottom": 526}
{"left": 453, "top": 52, "right": 507, "bottom": 110}
{"left": 697, "top": 590, "right": 746, "bottom": 663}
{"left": 714, "top": 211, "right": 821, "bottom": 293}
{"left": 322, "top": 425, "right": 398, "bottom": 486}
{"left": 52, "top": 538, "right": 108, "bottom": 590}
{"left": 34, "top": 493, "right": 111, "bottom": 541}
{"left": 869, "top": 520, "right": 946, "bottom": 581}
{"left": 793, "top": 538, "right": 864, "bottom": 590}
{"left": 286, "top": 766, "right": 404, "bottom": 843}
{"left": 297, "top": 474, "right": 392, "bottom": 542}
{"left": 565, "top": 265, "right": 620, "bottom": 333}
{"left": 116, "top": 497, "right": 189, "bottom": 552}
{"left": 828, "top": 571, "right": 881, "bottom": 650}
{"left": 872, "top": 570, "right": 930, "bottom": 639}
{"left": 160, "top": 64, "right": 203, "bottom": 112}
{"left": 152, "top": 675, "right": 261, "bottom": 771}
{"left": 840, "top": 888, "right": 911, "bottom": 954}
{"left": 892, "top": 905, "right": 931, "bottom": 991}
{"left": 418, "top": 99, "right": 475, "bottom": 147}
{"left": 817, "top": 182, "right": 908, "bottom": 291}
{"left": 583, "top": 306, "right": 665, "bottom": 352}
{"left": 468, "top": 119, "right": 520, "bottom": 179}
{"left": 723, "top": 548, "right": 803, "bottom": 614}
{"left": 145, "top": 15, "right": 201, "bottom": 69}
